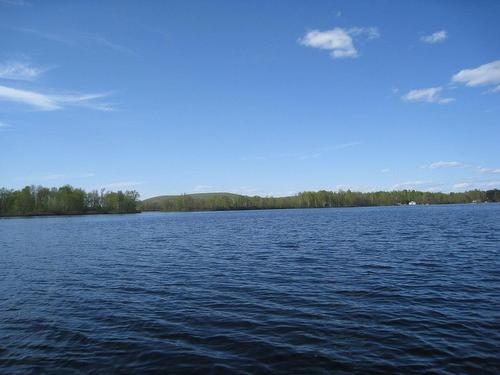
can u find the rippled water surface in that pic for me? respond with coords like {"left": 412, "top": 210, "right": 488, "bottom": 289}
{"left": 1, "top": 204, "right": 500, "bottom": 374}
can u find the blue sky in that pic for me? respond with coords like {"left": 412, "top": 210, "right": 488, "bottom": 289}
{"left": 0, "top": 0, "right": 499, "bottom": 198}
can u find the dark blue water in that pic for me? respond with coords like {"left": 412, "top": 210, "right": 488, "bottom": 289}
{"left": 1, "top": 205, "right": 499, "bottom": 374}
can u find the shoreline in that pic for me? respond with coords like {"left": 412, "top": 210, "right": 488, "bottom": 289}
{"left": 2, "top": 201, "right": 496, "bottom": 219}
{"left": 140, "top": 201, "right": 495, "bottom": 214}
{"left": 0, "top": 210, "right": 141, "bottom": 219}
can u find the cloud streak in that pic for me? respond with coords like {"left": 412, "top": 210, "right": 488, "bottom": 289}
{"left": 391, "top": 180, "right": 432, "bottom": 190}
{"left": 241, "top": 141, "right": 362, "bottom": 161}
{"left": 0, "top": 0, "right": 30, "bottom": 5}
{"left": 403, "top": 87, "right": 454, "bottom": 104}
{"left": 39, "top": 173, "right": 95, "bottom": 180}
{"left": 0, "top": 85, "right": 113, "bottom": 111}
{"left": 420, "top": 30, "right": 448, "bottom": 44}
{"left": 298, "top": 27, "right": 379, "bottom": 59}
{"left": 101, "top": 181, "right": 143, "bottom": 189}
{"left": 0, "top": 61, "right": 43, "bottom": 81}
{"left": 478, "top": 167, "right": 500, "bottom": 174}
{"left": 428, "top": 161, "right": 463, "bottom": 169}
{"left": 12, "top": 27, "right": 135, "bottom": 55}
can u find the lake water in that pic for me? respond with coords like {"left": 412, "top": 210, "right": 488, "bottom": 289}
{"left": 1, "top": 204, "right": 499, "bottom": 374}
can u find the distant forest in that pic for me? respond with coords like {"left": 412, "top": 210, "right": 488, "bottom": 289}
{"left": 0, "top": 185, "right": 140, "bottom": 217}
{"left": 141, "top": 189, "right": 500, "bottom": 212}
{"left": 2, "top": 186, "right": 499, "bottom": 217}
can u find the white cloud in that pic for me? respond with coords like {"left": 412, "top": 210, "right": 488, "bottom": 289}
{"left": 402, "top": 87, "right": 454, "bottom": 104}
{"left": 428, "top": 161, "right": 463, "bottom": 169}
{"left": 453, "top": 182, "right": 471, "bottom": 189}
{"left": 299, "top": 28, "right": 356, "bottom": 58}
{"left": 452, "top": 60, "right": 500, "bottom": 88}
{"left": 0, "top": 121, "right": 10, "bottom": 128}
{"left": 478, "top": 167, "right": 500, "bottom": 174}
{"left": 51, "top": 92, "right": 114, "bottom": 111}
{"left": 0, "top": 61, "right": 43, "bottom": 81}
{"left": 0, "top": 85, "right": 113, "bottom": 111}
{"left": 381, "top": 168, "right": 390, "bottom": 173}
{"left": 0, "top": 85, "right": 58, "bottom": 110}
{"left": 298, "top": 27, "right": 379, "bottom": 59}
{"left": 420, "top": 30, "right": 448, "bottom": 44}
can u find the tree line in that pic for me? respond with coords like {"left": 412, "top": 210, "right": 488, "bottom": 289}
{"left": 0, "top": 185, "right": 140, "bottom": 216}
{"left": 141, "top": 189, "right": 500, "bottom": 212}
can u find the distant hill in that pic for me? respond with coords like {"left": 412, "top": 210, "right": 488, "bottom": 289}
{"left": 141, "top": 192, "right": 246, "bottom": 210}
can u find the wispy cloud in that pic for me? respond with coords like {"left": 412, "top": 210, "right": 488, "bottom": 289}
{"left": 227, "top": 186, "right": 297, "bottom": 197}
{"left": 347, "top": 27, "right": 380, "bottom": 39}
{"left": 0, "top": 120, "right": 11, "bottom": 128}
{"left": 480, "top": 180, "right": 500, "bottom": 188}
{"left": 420, "top": 162, "right": 500, "bottom": 174}
{"left": 381, "top": 168, "right": 390, "bottom": 173}
{"left": 420, "top": 30, "right": 448, "bottom": 44}
{"left": 427, "top": 161, "right": 463, "bottom": 169}
{"left": 102, "top": 181, "right": 143, "bottom": 189}
{"left": 12, "top": 27, "right": 75, "bottom": 46}
{"left": 17, "top": 172, "right": 95, "bottom": 182}
{"left": 489, "top": 85, "right": 500, "bottom": 93}
{"left": 402, "top": 87, "right": 454, "bottom": 104}
{"left": 298, "top": 26, "right": 379, "bottom": 59}
{"left": 0, "top": 85, "right": 113, "bottom": 111}
{"left": 40, "top": 172, "right": 95, "bottom": 180}
{"left": 452, "top": 60, "right": 500, "bottom": 93}
{"left": 391, "top": 177, "right": 499, "bottom": 192}
{"left": 79, "top": 33, "right": 135, "bottom": 55}
{"left": 453, "top": 182, "right": 471, "bottom": 189}
{"left": 333, "top": 141, "right": 363, "bottom": 150}
{"left": 12, "top": 27, "right": 135, "bottom": 55}
{"left": 478, "top": 167, "right": 500, "bottom": 174}
{"left": 451, "top": 179, "right": 500, "bottom": 191}
{"left": 391, "top": 180, "right": 432, "bottom": 190}
{"left": 192, "top": 184, "right": 215, "bottom": 193}
{"left": 241, "top": 141, "right": 362, "bottom": 161}
{"left": 0, "top": 61, "right": 43, "bottom": 81}
{"left": 0, "top": 0, "right": 30, "bottom": 5}
{"left": 0, "top": 85, "right": 58, "bottom": 110}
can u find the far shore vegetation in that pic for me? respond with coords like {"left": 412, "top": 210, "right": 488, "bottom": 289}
{"left": 141, "top": 189, "right": 500, "bottom": 212}
{"left": 2, "top": 186, "right": 499, "bottom": 217}
{"left": 0, "top": 185, "right": 140, "bottom": 217}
